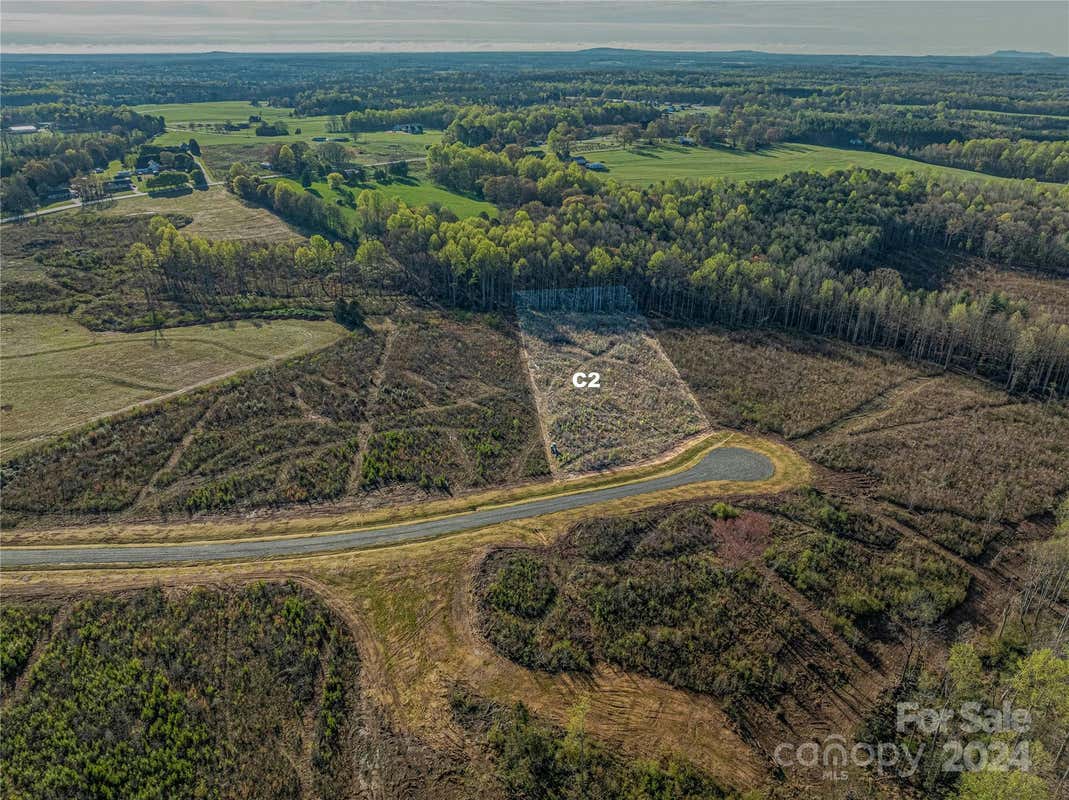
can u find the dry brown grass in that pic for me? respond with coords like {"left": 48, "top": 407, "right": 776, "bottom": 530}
{"left": 100, "top": 187, "right": 301, "bottom": 242}
{"left": 0, "top": 314, "right": 344, "bottom": 456}
{"left": 952, "top": 266, "right": 1069, "bottom": 326}
{"left": 809, "top": 399, "right": 1069, "bottom": 523}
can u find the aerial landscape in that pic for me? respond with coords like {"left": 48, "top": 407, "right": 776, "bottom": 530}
{"left": 1, "top": 2, "right": 1068, "bottom": 798}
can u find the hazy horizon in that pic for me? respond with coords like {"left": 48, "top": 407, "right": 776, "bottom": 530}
{"left": 3, "top": 1, "right": 1067, "bottom": 57}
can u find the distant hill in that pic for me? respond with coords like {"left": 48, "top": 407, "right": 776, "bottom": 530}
{"left": 989, "top": 49, "right": 1056, "bottom": 58}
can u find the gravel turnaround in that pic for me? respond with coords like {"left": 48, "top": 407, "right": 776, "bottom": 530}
{"left": 2, "top": 447, "right": 773, "bottom": 568}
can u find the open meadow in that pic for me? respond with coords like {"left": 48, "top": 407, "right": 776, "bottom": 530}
{"left": 583, "top": 141, "right": 1060, "bottom": 186}
{"left": 193, "top": 130, "right": 443, "bottom": 174}
{"left": 270, "top": 173, "right": 497, "bottom": 221}
{"left": 0, "top": 314, "right": 344, "bottom": 455}
{"left": 97, "top": 186, "right": 303, "bottom": 240}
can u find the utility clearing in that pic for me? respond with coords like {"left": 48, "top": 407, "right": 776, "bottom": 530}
{"left": 516, "top": 287, "right": 709, "bottom": 475}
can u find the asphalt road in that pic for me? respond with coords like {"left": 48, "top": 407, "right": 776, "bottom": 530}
{"left": 1, "top": 446, "right": 773, "bottom": 569}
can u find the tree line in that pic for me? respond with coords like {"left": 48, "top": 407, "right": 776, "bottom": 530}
{"left": 372, "top": 153, "right": 1069, "bottom": 396}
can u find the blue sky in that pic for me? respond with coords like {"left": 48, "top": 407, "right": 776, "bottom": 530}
{"left": 3, "top": 1, "right": 1067, "bottom": 56}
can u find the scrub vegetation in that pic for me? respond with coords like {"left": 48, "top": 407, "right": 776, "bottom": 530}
{"left": 0, "top": 310, "right": 547, "bottom": 526}
{"left": 0, "top": 583, "right": 363, "bottom": 800}
{"left": 3, "top": 46, "right": 1069, "bottom": 800}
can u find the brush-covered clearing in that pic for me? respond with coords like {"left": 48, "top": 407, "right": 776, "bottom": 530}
{"left": 658, "top": 325, "right": 1069, "bottom": 560}
{"left": 0, "top": 310, "right": 548, "bottom": 527}
{"left": 517, "top": 300, "right": 708, "bottom": 474}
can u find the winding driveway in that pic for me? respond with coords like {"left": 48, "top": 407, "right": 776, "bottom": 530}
{"left": 1, "top": 446, "right": 772, "bottom": 569}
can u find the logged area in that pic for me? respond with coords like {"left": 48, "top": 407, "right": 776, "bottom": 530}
{"left": 3, "top": 41, "right": 1069, "bottom": 800}
{"left": 517, "top": 292, "right": 708, "bottom": 473}
{"left": 660, "top": 325, "right": 1069, "bottom": 560}
{"left": 0, "top": 310, "right": 548, "bottom": 526}
{"left": 474, "top": 493, "right": 970, "bottom": 762}
{"left": 0, "top": 314, "right": 344, "bottom": 454}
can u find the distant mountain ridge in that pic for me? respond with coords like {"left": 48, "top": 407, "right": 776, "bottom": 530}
{"left": 989, "top": 49, "right": 1056, "bottom": 58}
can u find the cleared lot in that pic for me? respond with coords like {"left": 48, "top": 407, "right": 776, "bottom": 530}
{"left": 516, "top": 288, "right": 708, "bottom": 474}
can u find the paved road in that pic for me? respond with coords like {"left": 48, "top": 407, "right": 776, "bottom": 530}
{"left": 1, "top": 447, "right": 772, "bottom": 569}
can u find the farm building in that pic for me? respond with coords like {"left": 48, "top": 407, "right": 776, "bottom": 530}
{"left": 391, "top": 123, "right": 424, "bottom": 134}
{"left": 7, "top": 124, "right": 38, "bottom": 134}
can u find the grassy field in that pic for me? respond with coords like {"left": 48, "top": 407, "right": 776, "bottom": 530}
{"left": 98, "top": 185, "right": 302, "bottom": 240}
{"left": 374, "top": 174, "right": 497, "bottom": 217}
{"left": 134, "top": 100, "right": 297, "bottom": 125}
{"left": 0, "top": 314, "right": 345, "bottom": 455}
{"left": 584, "top": 141, "right": 1056, "bottom": 185}
{"left": 271, "top": 173, "right": 497, "bottom": 220}
{"left": 191, "top": 129, "right": 441, "bottom": 173}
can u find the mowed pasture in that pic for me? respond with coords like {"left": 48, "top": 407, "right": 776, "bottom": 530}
{"left": 270, "top": 173, "right": 497, "bottom": 221}
{"left": 518, "top": 305, "right": 708, "bottom": 474}
{"left": 0, "top": 310, "right": 548, "bottom": 526}
{"left": 583, "top": 142, "right": 1057, "bottom": 186}
{"left": 658, "top": 325, "right": 1069, "bottom": 559}
{"left": 98, "top": 186, "right": 302, "bottom": 241}
{"left": 0, "top": 314, "right": 345, "bottom": 455}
